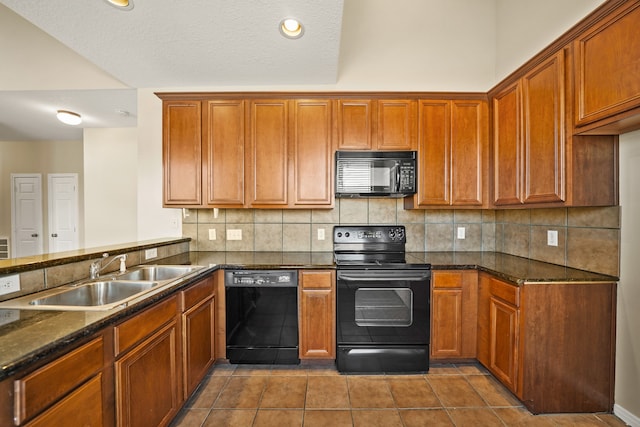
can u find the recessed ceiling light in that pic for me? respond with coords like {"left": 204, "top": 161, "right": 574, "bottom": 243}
{"left": 104, "top": 0, "right": 134, "bottom": 11}
{"left": 279, "top": 18, "right": 304, "bottom": 39}
{"left": 56, "top": 110, "right": 82, "bottom": 126}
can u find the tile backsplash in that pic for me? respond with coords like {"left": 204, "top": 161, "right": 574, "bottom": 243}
{"left": 183, "top": 201, "right": 621, "bottom": 276}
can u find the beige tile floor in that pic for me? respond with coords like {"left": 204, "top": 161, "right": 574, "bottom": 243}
{"left": 170, "top": 363, "right": 628, "bottom": 427}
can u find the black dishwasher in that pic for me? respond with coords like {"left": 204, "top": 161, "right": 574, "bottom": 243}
{"left": 225, "top": 270, "right": 299, "bottom": 364}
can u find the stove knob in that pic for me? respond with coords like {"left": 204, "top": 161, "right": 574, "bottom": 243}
{"left": 337, "top": 232, "right": 342, "bottom": 238}
{"left": 345, "top": 232, "right": 350, "bottom": 238}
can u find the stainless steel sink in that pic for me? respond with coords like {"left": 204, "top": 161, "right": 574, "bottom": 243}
{"left": 29, "top": 280, "right": 159, "bottom": 307}
{"left": 0, "top": 264, "right": 206, "bottom": 311}
{"left": 115, "top": 265, "right": 201, "bottom": 282}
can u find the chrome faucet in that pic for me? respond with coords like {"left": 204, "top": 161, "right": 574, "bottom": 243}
{"left": 89, "top": 253, "right": 127, "bottom": 279}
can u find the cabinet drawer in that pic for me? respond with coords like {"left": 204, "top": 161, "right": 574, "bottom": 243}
{"left": 24, "top": 374, "right": 103, "bottom": 427}
{"left": 489, "top": 278, "right": 520, "bottom": 307}
{"left": 14, "top": 337, "right": 103, "bottom": 425}
{"left": 300, "top": 270, "right": 334, "bottom": 290}
{"left": 115, "top": 296, "right": 178, "bottom": 356}
{"left": 432, "top": 271, "right": 465, "bottom": 288}
{"left": 182, "top": 277, "right": 214, "bottom": 312}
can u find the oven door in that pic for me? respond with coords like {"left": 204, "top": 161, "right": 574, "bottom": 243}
{"left": 336, "top": 268, "right": 430, "bottom": 372}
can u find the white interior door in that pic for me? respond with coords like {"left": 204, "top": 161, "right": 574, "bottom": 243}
{"left": 11, "top": 174, "right": 43, "bottom": 258}
{"left": 48, "top": 174, "right": 79, "bottom": 253}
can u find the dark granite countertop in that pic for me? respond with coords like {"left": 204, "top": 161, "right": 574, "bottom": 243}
{"left": 0, "top": 250, "right": 618, "bottom": 382}
{"left": 0, "top": 237, "right": 191, "bottom": 276}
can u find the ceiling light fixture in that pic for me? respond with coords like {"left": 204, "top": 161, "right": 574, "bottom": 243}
{"left": 279, "top": 18, "right": 304, "bottom": 39}
{"left": 56, "top": 110, "right": 82, "bottom": 126}
{"left": 104, "top": 0, "right": 134, "bottom": 11}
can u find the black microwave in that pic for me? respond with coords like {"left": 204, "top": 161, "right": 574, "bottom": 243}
{"left": 335, "top": 151, "right": 417, "bottom": 198}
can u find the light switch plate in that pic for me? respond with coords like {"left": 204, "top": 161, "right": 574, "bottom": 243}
{"left": 209, "top": 228, "right": 216, "bottom": 240}
{"left": 0, "top": 274, "right": 20, "bottom": 296}
{"left": 317, "top": 228, "right": 325, "bottom": 241}
{"left": 547, "top": 230, "right": 558, "bottom": 246}
{"left": 457, "top": 227, "right": 466, "bottom": 239}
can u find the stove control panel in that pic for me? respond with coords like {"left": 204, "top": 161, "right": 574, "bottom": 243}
{"left": 333, "top": 226, "right": 406, "bottom": 243}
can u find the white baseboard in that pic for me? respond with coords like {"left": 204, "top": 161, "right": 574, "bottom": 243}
{"left": 615, "top": 404, "right": 640, "bottom": 427}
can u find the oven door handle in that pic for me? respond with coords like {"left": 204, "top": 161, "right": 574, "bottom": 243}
{"left": 337, "top": 271, "right": 430, "bottom": 282}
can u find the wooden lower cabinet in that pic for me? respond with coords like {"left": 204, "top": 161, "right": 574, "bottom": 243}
{"left": 477, "top": 272, "right": 616, "bottom": 414}
{"left": 181, "top": 277, "right": 216, "bottom": 398}
{"left": 25, "top": 374, "right": 104, "bottom": 427}
{"left": 115, "top": 296, "right": 181, "bottom": 427}
{"left": 430, "top": 270, "right": 478, "bottom": 360}
{"left": 11, "top": 334, "right": 111, "bottom": 427}
{"left": 298, "top": 270, "right": 336, "bottom": 359}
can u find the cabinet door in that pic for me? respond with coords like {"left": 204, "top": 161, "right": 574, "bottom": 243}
{"left": 522, "top": 51, "right": 565, "bottom": 204}
{"left": 247, "top": 100, "right": 289, "bottom": 207}
{"left": 431, "top": 288, "right": 463, "bottom": 358}
{"left": 299, "top": 270, "right": 335, "bottom": 359}
{"left": 182, "top": 296, "right": 215, "bottom": 398}
{"left": 489, "top": 297, "right": 519, "bottom": 393}
{"left": 431, "top": 270, "right": 478, "bottom": 360}
{"left": 492, "top": 82, "right": 523, "bottom": 205}
{"left": 203, "top": 100, "right": 245, "bottom": 206}
{"left": 451, "top": 100, "right": 486, "bottom": 206}
{"left": 291, "top": 100, "right": 334, "bottom": 207}
{"left": 416, "top": 100, "right": 450, "bottom": 205}
{"left": 574, "top": 1, "right": 640, "bottom": 127}
{"left": 116, "top": 321, "right": 181, "bottom": 427}
{"left": 376, "top": 99, "right": 417, "bottom": 150}
{"left": 336, "top": 99, "right": 374, "bottom": 150}
{"left": 162, "top": 101, "right": 202, "bottom": 206}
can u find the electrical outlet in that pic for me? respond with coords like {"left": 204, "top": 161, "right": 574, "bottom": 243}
{"left": 209, "top": 229, "right": 217, "bottom": 240}
{"left": 317, "top": 228, "right": 325, "bottom": 241}
{"left": 0, "top": 309, "right": 19, "bottom": 326}
{"left": 144, "top": 248, "right": 158, "bottom": 260}
{"left": 0, "top": 274, "right": 20, "bottom": 296}
{"left": 457, "top": 226, "right": 466, "bottom": 239}
{"left": 547, "top": 230, "right": 558, "bottom": 246}
{"left": 227, "top": 229, "right": 242, "bottom": 240}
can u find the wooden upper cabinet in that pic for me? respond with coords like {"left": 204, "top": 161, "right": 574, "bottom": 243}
{"left": 493, "top": 51, "right": 565, "bottom": 206}
{"left": 522, "top": 51, "right": 565, "bottom": 204}
{"left": 336, "top": 99, "right": 374, "bottom": 150}
{"left": 493, "top": 82, "right": 523, "bottom": 206}
{"left": 336, "top": 99, "right": 416, "bottom": 151}
{"left": 162, "top": 101, "right": 202, "bottom": 206}
{"left": 574, "top": 0, "right": 640, "bottom": 130}
{"left": 247, "top": 100, "right": 289, "bottom": 207}
{"left": 203, "top": 100, "right": 245, "bottom": 207}
{"left": 408, "top": 99, "right": 486, "bottom": 208}
{"left": 376, "top": 99, "right": 417, "bottom": 150}
{"left": 291, "top": 100, "right": 334, "bottom": 207}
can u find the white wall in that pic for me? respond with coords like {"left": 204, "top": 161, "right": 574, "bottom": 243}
{"left": 495, "top": 0, "right": 605, "bottom": 82}
{"left": 617, "top": 130, "right": 640, "bottom": 425}
{"left": 336, "top": 0, "right": 496, "bottom": 91}
{"left": 0, "top": 140, "right": 84, "bottom": 253}
{"left": 83, "top": 128, "right": 138, "bottom": 248}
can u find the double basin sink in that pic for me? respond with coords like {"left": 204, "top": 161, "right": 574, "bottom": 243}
{"left": 3, "top": 265, "right": 205, "bottom": 311}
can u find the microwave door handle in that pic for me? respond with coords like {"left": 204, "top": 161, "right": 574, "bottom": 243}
{"left": 395, "top": 164, "right": 401, "bottom": 192}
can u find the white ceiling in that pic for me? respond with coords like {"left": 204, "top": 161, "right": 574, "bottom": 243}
{"left": 0, "top": 0, "right": 344, "bottom": 140}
